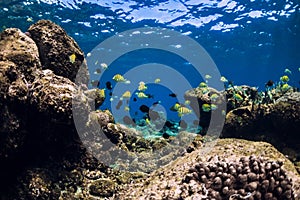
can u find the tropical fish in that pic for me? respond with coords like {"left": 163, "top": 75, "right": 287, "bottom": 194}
{"left": 169, "top": 93, "right": 177, "bottom": 98}
{"left": 109, "top": 97, "right": 114, "bottom": 102}
{"left": 116, "top": 100, "right": 123, "bottom": 110}
{"left": 124, "top": 106, "right": 130, "bottom": 112}
{"left": 210, "top": 93, "right": 219, "bottom": 101}
{"left": 170, "top": 103, "right": 181, "bottom": 111}
{"left": 145, "top": 118, "right": 150, "bottom": 125}
{"left": 221, "top": 110, "right": 226, "bottom": 116}
{"left": 133, "top": 97, "right": 137, "bottom": 102}
{"left": 205, "top": 74, "right": 212, "bottom": 79}
{"left": 265, "top": 80, "right": 274, "bottom": 87}
{"left": 202, "top": 104, "right": 211, "bottom": 112}
{"left": 280, "top": 75, "right": 289, "bottom": 82}
{"left": 94, "top": 68, "right": 101, "bottom": 74}
{"left": 210, "top": 104, "right": 218, "bottom": 110}
{"left": 69, "top": 53, "right": 76, "bottom": 64}
{"left": 284, "top": 68, "right": 292, "bottom": 74}
{"left": 138, "top": 81, "right": 147, "bottom": 91}
{"left": 177, "top": 106, "right": 192, "bottom": 117}
{"left": 87, "top": 52, "right": 92, "bottom": 57}
{"left": 152, "top": 101, "right": 161, "bottom": 106}
{"left": 139, "top": 105, "right": 150, "bottom": 113}
{"left": 220, "top": 76, "right": 228, "bottom": 82}
{"left": 199, "top": 82, "right": 207, "bottom": 88}
{"left": 281, "top": 83, "right": 290, "bottom": 91}
{"left": 106, "top": 81, "right": 113, "bottom": 90}
{"left": 154, "top": 78, "right": 161, "bottom": 83}
{"left": 27, "top": 17, "right": 33, "bottom": 22}
{"left": 113, "top": 74, "right": 126, "bottom": 82}
{"left": 136, "top": 92, "right": 148, "bottom": 99}
{"left": 101, "top": 63, "right": 108, "bottom": 70}
{"left": 121, "top": 91, "right": 131, "bottom": 99}
{"left": 184, "top": 100, "right": 190, "bottom": 105}
{"left": 112, "top": 74, "right": 130, "bottom": 84}
{"left": 233, "top": 93, "right": 243, "bottom": 101}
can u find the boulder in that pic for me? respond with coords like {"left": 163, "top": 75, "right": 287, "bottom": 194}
{"left": 28, "top": 20, "right": 86, "bottom": 82}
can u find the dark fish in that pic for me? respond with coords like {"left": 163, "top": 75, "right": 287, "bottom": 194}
{"left": 169, "top": 93, "right": 177, "bottom": 98}
{"left": 91, "top": 80, "right": 100, "bottom": 87}
{"left": 139, "top": 105, "right": 150, "bottom": 113}
{"left": 228, "top": 80, "right": 234, "bottom": 87}
{"left": 165, "top": 121, "right": 173, "bottom": 128}
{"left": 152, "top": 101, "right": 161, "bottom": 106}
{"left": 133, "top": 97, "right": 137, "bottom": 102}
{"left": 146, "top": 94, "right": 154, "bottom": 98}
{"left": 265, "top": 80, "right": 274, "bottom": 87}
{"left": 116, "top": 100, "right": 123, "bottom": 110}
{"left": 95, "top": 68, "right": 101, "bottom": 74}
{"left": 106, "top": 81, "right": 113, "bottom": 90}
{"left": 109, "top": 92, "right": 113, "bottom": 96}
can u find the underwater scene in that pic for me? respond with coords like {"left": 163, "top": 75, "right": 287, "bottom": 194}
{"left": 0, "top": 0, "right": 300, "bottom": 199}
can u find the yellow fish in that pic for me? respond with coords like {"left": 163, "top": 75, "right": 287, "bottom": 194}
{"left": 121, "top": 91, "right": 131, "bottom": 99}
{"left": 280, "top": 75, "right": 289, "bottom": 82}
{"left": 170, "top": 103, "right": 181, "bottom": 111}
{"left": 112, "top": 74, "right": 126, "bottom": 82}
{"left": 233, "top": 93, "right": 243, "bottom": 101}
{"left": 199, "top": 82, "right": 207, "bottom": 88}
{"left": 210, "top": 93, "right": 219, "bottom": 101}
{"left": 69, "top": 53, "right": 76, "bottom": 64}
{"left": 220, "top": 76, "right": 228, "bottom": 82}
{"left": 124, "top": 106, "right": 130, "bottom": 111}
{"left": 137, "top": 92, "right": 148, "bottom": 99}
{"left": 184, "top": 100, "right": 190, "bottom": 105}
{"left": 177, "top": 106, "right": 192, "bottom": 117}
{"left": 202, "top": 103, "right": 211, "bottom": 112}
{"left": 145, "top": 118, "right": 150, "bottom": 125}
{"left": 154, "top": 78, "right": 161, "bottom": 83}
{"left": 138, "top": 81, "right": 147, "bottom": 91}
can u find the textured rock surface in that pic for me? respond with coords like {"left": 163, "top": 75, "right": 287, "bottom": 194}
{"left": 117, "top": 139, "right": 300, "bottom": 200}
{"left": 222, "top": 91, "right": 300, "bottom": 163}
{"left": 28, "top": 20, "right": 86, "bottom": 82}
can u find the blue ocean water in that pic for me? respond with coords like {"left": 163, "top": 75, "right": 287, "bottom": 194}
{"left": 1, "top": 0, "right": 299, "bottom": 133}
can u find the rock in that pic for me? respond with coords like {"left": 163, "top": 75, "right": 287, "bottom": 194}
{"left": 89, "top": 178, "right": 116, "bottom": 197}
{"left": 184, "top": 86, "right": 226, "bottom": 130}
{"left": 0, "top": 28, "right": 41, "bottom": 80}
{"left": 28, "top": 20, "right": 87, "bottom": 82}
{"left": 222, "top": 92, "right": 300, "bottom": 164}
{"left": 116, "top": 139, "right": 300, "bottom": 199}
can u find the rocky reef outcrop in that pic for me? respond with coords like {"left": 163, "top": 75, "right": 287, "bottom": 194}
{"left": 118, "top": 139, "right": 300, "bottom": 199}
{"left": 27, "top": 20, "right": 86, "bottom": 82}
{"left": 0, "top": 20, "right": 299, "bottom": 200}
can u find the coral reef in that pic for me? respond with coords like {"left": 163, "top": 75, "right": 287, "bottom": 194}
{"left": 117, "top": 139, "right": 300, "bottom": 199}
{"left": 0, "top": 20, "right": 299, "bottom": 199}
{"left": 27, "top": 20, "right": 86, "bottom": 82}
